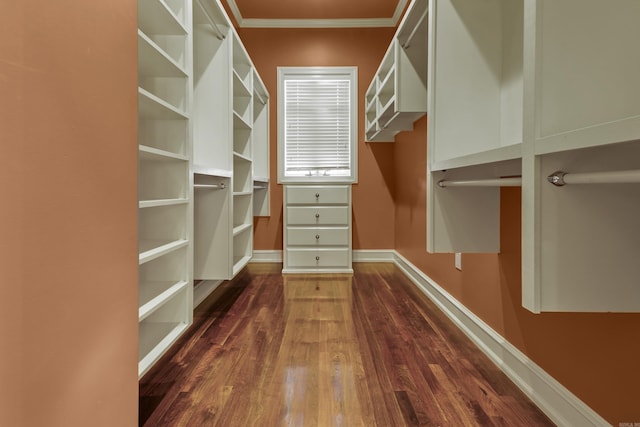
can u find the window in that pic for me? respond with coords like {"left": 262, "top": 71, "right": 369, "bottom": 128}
{"left": 277, "top": 67, "right": 358, "bottom": 183}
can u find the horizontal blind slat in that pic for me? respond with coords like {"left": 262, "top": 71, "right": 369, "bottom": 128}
{"left": 284, "top": 78, "right": 351, "bottom": 175}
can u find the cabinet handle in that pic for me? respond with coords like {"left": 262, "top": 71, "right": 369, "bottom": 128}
{"left": 315, "top": 213, "right": 320, "bottom": 219}
{"left": 315, "top": 193, "right": 320, "bottom": 198}
{"left": 315, "top": 256, "right": 320, "bottom": 261}
{"left": 315, "top": 234, "right": 320, "bottom": 240}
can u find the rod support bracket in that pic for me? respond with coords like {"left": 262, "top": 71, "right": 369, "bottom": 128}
{"left": 547, "top": 171, "right": 567, "bottom": 186}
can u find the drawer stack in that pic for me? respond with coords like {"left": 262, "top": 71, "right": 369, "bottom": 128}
{"left": 283, "top": 185, "right": 353, "bottom": 273}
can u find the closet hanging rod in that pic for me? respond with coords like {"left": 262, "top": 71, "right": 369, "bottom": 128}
{"left": 547, "top": 169, "right": 640, "bottom": 186}
{"left": 196, "top": 0, "right": 225, "bottom": 41}
{"left": 437, "top": 177, "right": 522, "bottom": 188}
{"left": 402, "top": 8, "right": 428, "bottom": 49}
{"left": 194, "top": 183, "right": 226, "bottom": 190}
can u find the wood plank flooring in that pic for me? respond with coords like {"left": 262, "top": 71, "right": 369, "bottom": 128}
{"left": 139, "top": 263, "right": 554, "bottom": 426}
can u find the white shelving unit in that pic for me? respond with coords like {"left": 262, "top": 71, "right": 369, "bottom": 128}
{"left": 365, "top": 0, "right": 428, "bottom": 142}
{"left": 427, "top": 0, "right": 640, "bottom": 313}
{"left": 231, "top": 35, "right": 254, "bottom": 273}
{"left": 191, "top": 0, "right": 268, "bottom": 292}
{"left": 137, "top": 0, "right": 193, "bottom": 378}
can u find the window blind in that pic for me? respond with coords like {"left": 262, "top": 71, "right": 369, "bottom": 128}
{"left": 284, "top": 79, "right": 351, "bottom": 177}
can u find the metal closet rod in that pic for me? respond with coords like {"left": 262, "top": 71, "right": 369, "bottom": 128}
{"left": 437, "top": 177, "right": 522, "bottom": 188}
{"left": 194, "top": 183, "right": 226, "bottom": 190}
{"left": 548, "top": 169, "right": 640, "bottom": 186}
{"left": 196, "top": 0, "right": 225, "bottom": 41}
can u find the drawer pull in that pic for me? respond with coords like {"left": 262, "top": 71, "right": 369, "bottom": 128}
{"left": 315, "top": 193, "right": 320, "bottom": 198}
{"left": 315, "top": 213, "right": 320, "bottom": 219}
{"left": 315, "top": 234, "right": 320, "bottom": 240}
{"left": 315, "top": 256, "right": 320, "bottom": 261}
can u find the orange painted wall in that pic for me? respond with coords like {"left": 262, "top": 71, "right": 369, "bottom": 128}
{"left": 394, "top": 117, "right": 640, "bottom": 425}
{"left": 0, "top": 1, "right": 139, "bottom": 426}
{"left": 238, "top": 28, "right": 397, "bottom": 251}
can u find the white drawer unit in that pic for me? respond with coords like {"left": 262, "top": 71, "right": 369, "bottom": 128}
{"left": 283, "top": 185, "right": 352, "bottom": 273}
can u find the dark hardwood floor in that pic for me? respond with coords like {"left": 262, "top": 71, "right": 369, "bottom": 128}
{"left": 139, "top": 263, "right": 555, "bottom": 426}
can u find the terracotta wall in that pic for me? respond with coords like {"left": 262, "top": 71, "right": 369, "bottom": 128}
{"left": 0, "top": 1, "right": 139, "bottom": 426}
{"left": 394, "top": 117, "right": 640, "bottom": 425}
{"left": 238, "top": 28, "right": 397, "bottom": 251}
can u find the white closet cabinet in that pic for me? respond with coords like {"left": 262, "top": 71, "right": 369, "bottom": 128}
{"left": 365, "top": 0, "right": 428, "bottom": 142}
{"left": 283, "top": 185, "right": 353, "bottom": 273}
{"left": 192, "top": 0, "right": 269, "bottom": 287}
{"left": 137, "top": 0, "right": 193, "bottom": 378}
{"left": 427, "top": 0, "right": 640, "bottom": 312}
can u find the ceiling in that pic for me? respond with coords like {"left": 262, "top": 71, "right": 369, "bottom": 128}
{"left": 224, "top": 0, "right": 409, "bottom": 28}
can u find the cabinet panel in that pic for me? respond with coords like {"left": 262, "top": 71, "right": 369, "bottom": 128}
{"left": 286, "top": 249, "right": 350, "bottom": 269}
{"left": 287, "top": 227, "right": 350, "bottom": 246}
{"left": 535, "top": 0, "right": 640, "bottom": 143}
{"left": 429, "top": 0, "right": 523, "bottom": 164}
{"left": 286, "top": 206, "right": 349, "bottom": 226}
{"left": 286, "top": 185, "right": 349, "bottom": 205}
{"left": 524, "top": 141, "right": 640, "bottom": 312}
{"left": 283, "top": 184, "right": 352, "bottom": 273}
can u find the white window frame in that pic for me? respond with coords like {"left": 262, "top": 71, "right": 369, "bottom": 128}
{"left": 277, "top": 66, "right": 358, "bottom": 184}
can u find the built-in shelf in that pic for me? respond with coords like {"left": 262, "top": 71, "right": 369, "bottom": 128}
{"left": 192, "top": 1, "right": 267, "bottom": 286}
{"left": 139, "top": 198, "right": 189, "bottom": 209}
{"left": 365, "top": 0, "right": 427, "bottom": 142}
{"left": 139, "top": 239, "right": 189, "bottom": 265}
{"left": 137, "top": 0, "right": 193, "bottom": 378}
{"left": 140, "top": 145, "right": 189, "bottom": 162}
{"left": 427, "top": 0, "right": 640, "bottom": 313}
{"left": 138, "top": 88, "right": 188, "bottom": 120}
{"left": 139, "top": 280, "right": 189, "bottom": 321}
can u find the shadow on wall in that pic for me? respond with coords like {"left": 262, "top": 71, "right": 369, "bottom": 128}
{"left": 365, "top": 140, "right": 396, "bottom": 201}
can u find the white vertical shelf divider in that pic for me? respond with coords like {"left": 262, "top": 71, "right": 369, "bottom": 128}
{"left": 252, "top": 71, "right": 270, "bottom": 216}
{"left": 137, "top": 0, "right": 194, "bottom": 378}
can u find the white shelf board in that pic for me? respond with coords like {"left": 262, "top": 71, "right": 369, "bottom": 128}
{"left": 139, "top": 239, "right": 189, "bottom": 264}
{"left": 192, "top": 164, "right": 232, "bottom": 178}
{"left": 233, "top": 111, "right": 252, "bottom": 130}
{"left": 233, "top": 151, "right": 252, "bottom": 162}
{"left": 233, "top": 191, "right": 252, "bottom": 197}
{"left": 138, "top": 30, "right": 188, "bottom": 78}
{"left": 430, "top": 144, "right": 523, "bottom": 172}
{"left": 233, "top": 70, "right": 252, "bottom": 98}
{"left": 138, "top": 0, "right": 187, "bottom": 36}
{"left": 534, "top": 116, "right": 640, "bottom": 156}
{"left": 232, "top": 222, "right": 252, "bottom": 236}
{"left": 139, "top": 144, "right": 189, "bottom": 162}
{"left": 139, "top": 87, "right": 188, "bottom": 120}
{"left": 139, "top": 198, "right": 189, "bottom": 209}
{"left": 232, "top": 255, "right": 252, "bottom": 276}
{"left": 138, "top": 321, "right": 189, "bottom": 378}
{"left": 139, "top": 280, "right": 189, "bottom": 321}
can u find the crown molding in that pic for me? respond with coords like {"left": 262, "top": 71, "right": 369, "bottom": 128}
{"left": 226, "top": 0, "right": 408, "bottom": 28}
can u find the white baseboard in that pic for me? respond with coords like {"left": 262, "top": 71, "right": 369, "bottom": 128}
{"left": 392, "top": 251, "right": 610, "bottom": 427}
{"left": 252, "top": 249, "right": 396, "bottom": 264}
{"left": 352, "top": 249, "right": 396, "bottom": 262}
{"left": 251, "top": 250, "right": 283, "bottom": 263}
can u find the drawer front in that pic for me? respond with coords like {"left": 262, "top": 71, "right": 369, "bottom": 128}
{"left": 287, "top": 206, "right": 349, "bottom": 225}
{"left": 286, "top": 185, "right": 349, "bottom": 205}
{"left": 287, "top": 227, "right": 349, "bottom": 246}
{"left": 286, "top": 249, "right": 350, "bottom": 268}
